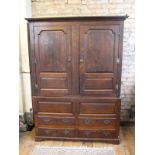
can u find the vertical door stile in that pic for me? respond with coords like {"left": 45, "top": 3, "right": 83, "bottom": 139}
{"left": 29, "top": 23, "right": 38, "bottom": 96}
{"left": 114, "top": 26, "right": 121, "bottom": 97}
{"left": 71, "top": 24, "right": 80, "bottom": 95}
{"left": 66, "top": 26, "right": 72, "bottom": 95}
{"left": 34, "top": 27, "right": 40, "bottom": 95}
{"left": 117, "top": 23, "right": 124, "bottom": 97}
{"left": 79, "top": 27, "right": 86, "bottom": 95}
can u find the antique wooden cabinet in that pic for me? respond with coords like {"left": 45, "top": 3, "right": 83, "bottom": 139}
{"left": 26, "top": 16, "right": 127, "bottom": 144}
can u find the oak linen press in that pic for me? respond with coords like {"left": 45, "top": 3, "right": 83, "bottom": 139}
{"left": 26, "top": 16, "right": 127, "bottom": 144}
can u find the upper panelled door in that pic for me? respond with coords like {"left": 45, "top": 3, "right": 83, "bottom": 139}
{"left": 80, "top": 24, "right": 120, "bottom": 96}
{"left": 34, "top": 25, "right": 72, "bottom": 96}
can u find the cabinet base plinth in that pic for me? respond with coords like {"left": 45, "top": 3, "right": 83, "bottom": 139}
{"left": 35, "top": 136, "right": 120, "bottom": 145}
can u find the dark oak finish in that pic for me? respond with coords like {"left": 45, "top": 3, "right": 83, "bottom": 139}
{"left": 26, "top": 16, "right": 127, "bottom": 144}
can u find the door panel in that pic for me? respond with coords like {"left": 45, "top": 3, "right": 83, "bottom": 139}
{"left": 85, "top": 29, "right": 114, "bottom": 73}
{"left": 85, "top": 78, "right": 113, "bottom": 89}
{"left": 37, "top": 101, "right": 73, "bottom": 114}
{"left": 80, "top": 25, "right": 120, "bottom": 96}
{"left": 34, "top": 25, "right": 72, "bottom": 96}
{"left": 79, "top": 102, "right": 117, "bottom": 115}
{"left": 39, "top": 31, "right": 67, "bottom": 72}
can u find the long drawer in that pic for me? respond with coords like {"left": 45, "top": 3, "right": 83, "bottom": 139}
{"left": 37, "top": 128, "right": 75, "bottom": 138}
{"left": 78, "top": 117, "right": 117, "bottom": 129}
{"left": 78, "top": 129, "right": 117, "bottom": 139}
{"left": 35, "top": 115, "right": 118, "bottom": 129}
{"left": 36, "top": 127, "right": 118, "bottom": 139}
{"left": 35, "top": 114, "right": 75, "bottom": 127}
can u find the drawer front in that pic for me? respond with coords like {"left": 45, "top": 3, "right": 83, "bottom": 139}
{"left": 78, "top": 129, "right": 117, "bottom": 138}
{"left": 36, "top": 115, "right": 75, "bottom": 127}
{"left": 37, "top": 101, "right": 73, "bottom": 114}
{"left": 37, "top": 128, "right": 75, "bottom": 137}
{"left": 79, "top": 102, "right": 117, "bottom": 114}
{"left": 78, "top": 117, "right": 117, "bottom": 129}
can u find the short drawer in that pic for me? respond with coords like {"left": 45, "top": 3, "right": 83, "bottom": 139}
{"left": 78, "top": 117, "right": 117, "bottom": 129}
{"left": 37, "top": 101, "right": 73, "bottom": 114}
{"left": 79, "top": 102, "right": 117, "bottom": 114}
{"left": 78, "top": 129, "right": 117, "bottom": 139}
{"left": 37, "top": 128, "right": 75, "bottom": 138}
{"left": 36, "top": 115, "right": 75, "bottom": 127}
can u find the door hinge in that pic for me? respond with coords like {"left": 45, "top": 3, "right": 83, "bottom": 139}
{"left": 34, "top": 84, "right": 38, "bottom": 90}
{"left": 116, "top": 57, "right": 120, "bottom": 64}
{"left": 117, "top": 32, "right": 121, "bottom": 37}
{"left": 33, "top": 31, "right": 35, "bottom": 38}
{"left": 115, "top": 84, "right": 119, "bottom": 90}
{"left": 33, "top": 58, "right": 37, "bottom": 64}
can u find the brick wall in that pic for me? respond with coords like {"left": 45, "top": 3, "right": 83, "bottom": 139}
{"left": 31, "top": 0, "right": 135, "bottom": 121}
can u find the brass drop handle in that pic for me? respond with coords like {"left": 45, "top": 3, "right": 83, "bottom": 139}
{"left": 45, "top": 130, "right": 50, "bottom": 135}
{"left": 103, "top": 120, "right": 111, "bottom": 125}
{"left": 115, "top": 84, "right": 119, "bottom": 90}
{"left": 80, "top": 53, "right": 84, "bottom": 63}
{"left": 44, "top": 118, "right": 50, "bottom": 123}
{"left": 34, "top": 84, "right": 38, "bottom": 90}
{"left": 103, "top": 131, "right": 111, "bottom": 136}
{"left": 84, "top": 131, "right": 91, "bottom": 136}
{"left": 64, "top": 129, "right": 70, "bottom": 135}
{"left": 84, "top": 119, "right": 91, "bottom": 124}
{"left": 62, "top": 118, "right": 70, "bottom": 124}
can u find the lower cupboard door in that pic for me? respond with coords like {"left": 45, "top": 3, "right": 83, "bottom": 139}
{"left": 78, "top": 98, "right": 121, "bottom": 115}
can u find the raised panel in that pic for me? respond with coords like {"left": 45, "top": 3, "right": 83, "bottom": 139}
{"left": 80, "top": 102, "right": 116, "bottom": 114}
{"left": 39, "top": 73, "right": 69, "bottom": 96}
{"left": 39, "top": 30, "right": 67, "bottom": 72}
{"left": 40, "top": 78, "right": 67, "bottom": 89}
{"left": 40, "top": 89, "right": 69, "bottom": 96}
{"left": 85, "top": 29, "right": 114, "bottom": 73}
{"left": 37, "top": 101, "right": 73, "bottom": 114}
{"left": 85, "top": 78, "right": 113, "bottom": 89}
